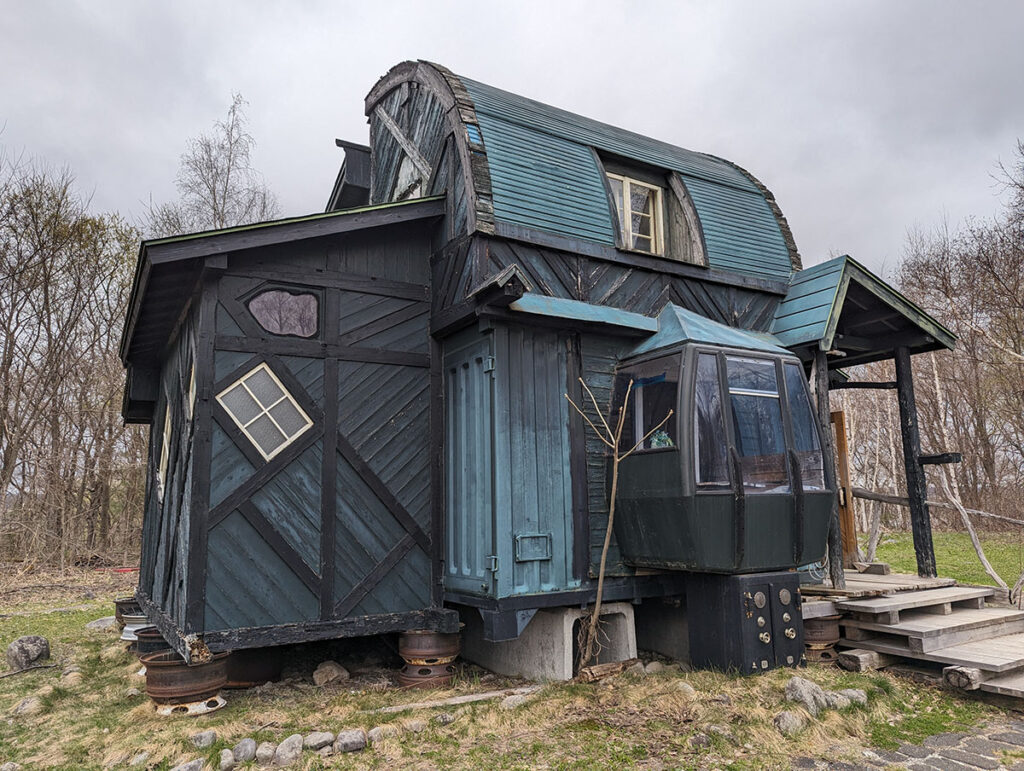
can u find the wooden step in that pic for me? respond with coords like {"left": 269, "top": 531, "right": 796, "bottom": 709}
{"left": 835, "top": 586, "right": 994, "bottom": 623}
{"left": 840, "top": 629, "right": 1024, "bottom": 673}
{"left": 980, "top": 670, "right": 1024, "bottom": 698}
{"left": 841, "top": 607, "right": 1024, "bottom": 652}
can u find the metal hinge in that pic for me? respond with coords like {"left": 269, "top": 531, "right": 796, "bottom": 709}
{"left": 485, "top": 554, "right": 498, "bottom": 573}
{"left": 483, "top": 356, "right": 495, "bottom": 373}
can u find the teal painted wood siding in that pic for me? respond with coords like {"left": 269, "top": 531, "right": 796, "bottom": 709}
{"left": 771, "top": 256, "right": 847, "bottom": 348}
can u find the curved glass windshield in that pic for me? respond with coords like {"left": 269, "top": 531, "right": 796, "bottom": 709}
{"left": 612, "top": 355, "right": 680, "bottom": 452}
{"left": 726, "top": 356, "right": 789, "bottom": 493}
{"left": 783, "top": 362, "right": 825, "bottom": 490}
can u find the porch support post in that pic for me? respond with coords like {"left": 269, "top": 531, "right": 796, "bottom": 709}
{"left": 894, "top": 345, "right": 937, "bottom": 577}
{"left": 813, "top": 349, "right": 845, "bottom": 590}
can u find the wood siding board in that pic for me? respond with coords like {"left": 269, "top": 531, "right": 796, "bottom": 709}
{"left": 211, "top": 408, "right": 266, "bottom": 469}
{"left": 241, "top": 269, "right": 428, "bottom": 302}
{"left": 213, "top": 336, "right": 428, "bottom": 369}
{"left": 334, "top": 533, "right": 417, "bottom": 617}
{"left": 209, "top": 422, "right": 256, "bottom": 509}
{"left": 249, "top": 442, "right": 323, "bottom": 570}
{"left": 350, "top": 546, "right": 431, "bottom": 616}
{"left": 239, "top": 500, "right": 321, "bottom": 595}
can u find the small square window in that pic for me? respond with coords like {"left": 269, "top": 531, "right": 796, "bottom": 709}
{"left": 216, "top": 363, "right": 313, "bottom": 460}
{"left": 607, "top": 173, "right": 664, "bottom": 255}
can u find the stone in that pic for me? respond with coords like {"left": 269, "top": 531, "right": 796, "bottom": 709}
{"left": 823, "top": 691, "right": 852, "bottom": 710}
{"left": 626, "top": 661, "right": 646, "bottom": 675}
{"left": 923, "top": 732, "right": 969, "bottom": 749}
{"left": 124, "top": 687, "right": 142, "bottom": 698}
{"left": 272, "top": 734, "right": 303, "bottom": 767}
{"left": 0, "top": 763, "right": 20, "bottom": 771}
{"left": 644, "top": 661, "right": 665, "bottom": 674}
{"left": 62, "top": 671, "right": 84, "bottom": 686}
{"left": 938, "top": 749, "right": 999, "bottom": 769}
{"left": 333, "top": 728, "right": 367, "bottom": 753}
{"left": 785, "top": 676, "right": 828, "bottom": 716}
{"left": 190, "top": 730, "right": 217, "bottom": 749}
{"left": 219, "top": 748, "right": 236, "bottom": 770}
{"left": 86, "top": 616, "right": 118, "bottom": 630}
{"left": 404, "top": 718, "right": 428, "bottom": 732}
{"left": 690, "top": 733, "right": 711, "bottom": 749}
{"left": 317, "top": 746, "right": 333, "bottom": 757}
{"left": 367, "top": 724, "right": 399, "bottom": 744}
{"left": 12, "top": 697, "right": 42, "bottom": 716}
{"left": 990, "top": 732, "right": 1024, "bottom": 747}
{"left": 255, "top": 741, "right": 277, "bottom": 765}
{"left": 774, "top": 710, "right": 806, "bottom": 736}
{"left": 707, "top": 724, "right": 734, "bottom": 741}
{"left": 170, "top": 760, "right": 203, "bottom": 771}
{"left": 434, "top": 712, "right": 457, "bottom": 725}
{"left": 5, "top": 635, "right": 50, "bottom": 671}
{"left": 233, "top": 738, "right": 257, "bottom": 763}
{"left": 105, "top": 752, "right": 131, "bottom": 768}
{"left": 312, "top": 660, "right": 349, "bottom": 686}
{"left": 896, "top": 743, "right": 932, "bottom": 759}
{"left": 501, "top": 694, "right": 528, "bottom": 710}
{"left": 710, "top": 693, "right": 732, "bottom": 705}
{"left": 303, "top": 731, "right": 334, "bottom": 750}
{"left": 129, "top": 753, "right": 150, "bottom": 767}
{"left": 675, "top": 681, "right": 696, "bottom": 697}
{"left": 838, "top": 688, "right": 868, "bottom": 706}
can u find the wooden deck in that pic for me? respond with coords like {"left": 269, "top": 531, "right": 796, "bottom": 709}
{"left": 801, "top": 570, "right": 956, "bottom": 598}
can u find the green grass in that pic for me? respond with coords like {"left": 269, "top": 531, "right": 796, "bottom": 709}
{"left": 870, "top": 530, "right": 1024, "bottom": 587}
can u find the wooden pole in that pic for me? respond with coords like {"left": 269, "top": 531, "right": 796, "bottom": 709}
{"left": 813, "top": 349, "right": 845, "bottom": 590}
{"left": 830, "top": 410, "right": 859, "bottom": 568}
{"left": 893, "top": 345, "right": 937, "bottom": 577}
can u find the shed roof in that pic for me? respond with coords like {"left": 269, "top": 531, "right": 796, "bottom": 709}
{"left": 457, "top": 75, "right": 798, "bottom": 282}
{"left": 771, "top": 255, "right": 956, "bottom": 367}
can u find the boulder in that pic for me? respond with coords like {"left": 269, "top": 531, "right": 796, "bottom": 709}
{"left": 232, "top": 738, "right": 257, "bottom": 763}
{"left": 312, "top": 660, "right": 349, "bottom": 686}
{"left": 500, "top": 694, "right": 528, "bottom": 710}
{"left": 128, "top": 753, "right": 150, "bottom": 767}
{"left": 367, "top": 724, "right": 398, "bottom": 744}
{"left": 86, "top": 616, "right": 118, "bottom": 630}
{"left": 403, "top": 719, "right": 427, "bottom": 733}
{"left": 272, "top": 734, "right": 303, "bottom": 767}
{"left": 5, "top": 636, "right": 50, "bottom": 671}
{"left": 190, "top": 729, "right": 216, "bottom": 749}
{"left": 254, "top": 741, "right": 276, "bottom": 765}
{"left": 774, "top": 710, "right": 806, "bottom": 736}
{"left": 169, "top": 760, "right": 203, "bottom": 771}
{"left": 675, "top": 681, "right": 697, "bottom": 697}
{"left": 823, "top": 691, "right": 851, "bottom": 710}
{"left": 219, "top": 748, "right": 235, "bottom": 770}
{"left": 784, "top": 676, "right": 828, "bottom": 717}
{"left": 838, "top": 688, "right": 868, "bottom": 706}
{"left": 0, "top": 762, "right": 20, "bottom": 771}
{"left": 644, "top": 661, "right": 665, "bottom": 674}
{"left": 303, "top": 731, "right": 334, "bottom": 750}
{"left": 434, "top": 712, "right": 458, "bottom": 725}
{"left": 333, "top": 728, "right": 367, "bottom": 753}
{"left": 12, "top": 697, "right": 42, "bottom": 716}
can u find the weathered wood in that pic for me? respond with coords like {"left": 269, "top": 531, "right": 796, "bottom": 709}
{"left": 830, "top": 380, "right": 897, "bottom": 390}
{"left": 943, "top": 665, "right": 985, "bottom": 690}
{"left": 813, "top": 349, "right": 845, "bottom": 589}
{"left": 831, "top": 411, "right": 857, "bottom": 567}
{"left": 894, "top": 345, "right": 936, "bottom": 577}
{"left": 919, "top": 452, "right": 962, "bottom": 466}
{"left": 852, "top": 486, "right": 1024, "bottom": 527}
{"left": 837, "top": 648, "right": 900, "bottom": 672}
{"left": 213, "top": 335, "right": 429, "bottom": 369}
{"left": 842, "top": 607, "right": 1024, "bottom": 653}
{"left": 369, "top": 685, "right": 543, "bottom": 714}
{"left": 835, "top": 587, "right": 993, "bottom": 616}
{"left": 333, "top": 534, "right": 417, "bottom": 618}
{"left": 844, "top": 631, "right": 1024, "bottom": 673}
{"left": 855, "top": 562, "right": 891, "bottom": 575}
{"left": 576, "top": 658, "right": 640, "bottom": 682}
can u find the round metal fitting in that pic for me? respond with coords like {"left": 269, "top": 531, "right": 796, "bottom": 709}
{"left": 759, "top": 631, "right": 771, "bottom": 644}
{"left": 754, "top": 591, "right": 767, "bottom": 609}
{"left": 782, "top": 612, "right": 791, "bottom": 623}
{"left": 784, "top": 627, "right": 796, "bottom": 639}
{"left": 757, "top": 616, "right": 766, "bottom": 628}
{"left": 779, "top": 588, "right": 792, "bottom": 605}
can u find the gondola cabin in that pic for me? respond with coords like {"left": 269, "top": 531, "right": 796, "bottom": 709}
{"left": 121, "top": 60, "right": 954, "bottom": 673}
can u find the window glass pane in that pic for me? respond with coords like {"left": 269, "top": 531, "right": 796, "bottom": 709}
{"left": 631, "top": 233, "right": 653, "bottom": 252}
{"left": 730, "top": 394, "right": 789, "bottom": 492}
{"left": 784, "top": 362, "right": 825, "bottom": 490}
{"left": 219, "top": 384, "right": 261, "bottom": 425}
{"left": 269, "top": 399, "right": 308, "bottom": 438}
{"left": 244, "top": 368, "right": 284, "bottom": 408}
{"left": 612, "top": 356, "right": 679, "bottom": 452}
{"left": 633, "top": 212, "right": 652, "bottom": 237}
{"left": 247, "top": 414, "right": 287, "bottom": 456}
{"left": 630, "top": 185, "right": 652, "bottom": 215}
{"left": 607, "top": 176, "right": 626, "bottom": 234}
{"left": 248, "top": 290, "right": 318, "bottom": 338}
{"left": 694, "top": 353, "right": 728, "bottom": 486}
{"left": 727, "top": 357, "right": 778, "bottom": 394}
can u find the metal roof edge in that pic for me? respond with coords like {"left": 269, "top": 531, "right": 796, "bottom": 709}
{"left": 508, "top": 294, "right": 658, "bottom": 334}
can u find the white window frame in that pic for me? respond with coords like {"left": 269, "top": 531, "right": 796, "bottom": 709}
{"left": 216, "top": 362, "right": 313, "bottom": 461}
{"left": 607, "top": 172, "right": 665, "bottom": 256}
{"left": 158, "top": 403, "right": 171, "bottom": 502}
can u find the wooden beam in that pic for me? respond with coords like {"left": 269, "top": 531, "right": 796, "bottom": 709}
{"left": 920, "top": 452, "right": 962, "bottom": 465}
{"left": 813, "top": 349, "right": 845, "bottom": 589}
{"left": 831, "top": 411, "right": 859, "bottom": 568}
{"left": 830, "top": 381, "right": 898, "bottom": 390}
{"left": 894, "top": 345, "right": 936, "bottom": 577}
{"left": 373, "top": 106, "right": 433, "bottom": 183}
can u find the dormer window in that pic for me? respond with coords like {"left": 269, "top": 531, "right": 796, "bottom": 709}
{"left": 607, "top": 173, "right": 663, "bottom": 255}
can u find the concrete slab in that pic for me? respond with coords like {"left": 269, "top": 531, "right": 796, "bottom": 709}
{"left": 461, "top": 602, "right": 637, "bottom": 681}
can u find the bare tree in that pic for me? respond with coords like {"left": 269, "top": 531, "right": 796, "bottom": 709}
{"left": 146, "top": 93, "right": 279, "bottom": 237}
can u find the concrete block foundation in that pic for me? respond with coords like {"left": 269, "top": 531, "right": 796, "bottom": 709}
{"left": 461, "top": 602, "right": 637, "bottom": 681}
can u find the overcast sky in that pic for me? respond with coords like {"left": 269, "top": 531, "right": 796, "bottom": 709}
{"left": 3, "top": 1, "right": 1022, "bottom": 276}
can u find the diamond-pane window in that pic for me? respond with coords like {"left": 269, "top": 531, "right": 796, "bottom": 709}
{"left": 216, "top": 363, "right": 313, "bottom": 460}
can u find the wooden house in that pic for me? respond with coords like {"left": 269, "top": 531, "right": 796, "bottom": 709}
{"left": 120, "top": 61, "right": 954, "bottom": 667}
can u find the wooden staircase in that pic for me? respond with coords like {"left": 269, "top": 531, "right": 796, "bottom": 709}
{"left": 836, "top": 585, "right": 1024, "bottom": 699}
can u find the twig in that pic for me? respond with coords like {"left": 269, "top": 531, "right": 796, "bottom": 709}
{"left": 0, "top": 664, "right": 57, "bottom": 679}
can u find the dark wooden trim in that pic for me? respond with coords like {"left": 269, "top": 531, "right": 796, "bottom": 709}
{"left": 814, "top": 348, "right": 845, "bottom": 590}
{"left": 430, "top": 299, "right": 478, "bottom": 337}
{"left": 830, "top": 381, "right": 898, "bottom": 390}
{"left": 136, "top": 589, "right": 190, "bottom": 662}
{"left": 320, "top": 355, "right": 340, "bottom": 620}
{"left": 185, "top": 278, "right": 218, "bottom": 633}
{"left": 208, "top": 427, "right": 324, "bottom": 528}
{"left": 429, "top": 334, "right": 444, "bottom": 606}
{"left": 213, "top": 335, "right": 429, "bottom": 369}
{"left": 335, "top": 430, "right": 430, "bottom": 552}
{"left": 566, "top": 334, "right": 590, "bottom": 580}
{"left": 211, "top": 408, "right": 266, "bottom": 469}
{"left": 145, "top": 197, "right": 446, "bottom": 265}
{"left": 201, "top": 607, "right": 461, "bottom": 651}
{"left": 488, "top": 226, "right": 790, "bottom": 295}
{"left": 218, "top": 288, "right": 265, "bottom": 339}
{"left": 895, "top": 345, "right": 936, "bottom": 577}
{"left": 263, "top": 352, "right": 325, "bottom": 424}
{"left": 212, "top": 353, "right": 265, "bottom": 396}
{"left": 238, "top": 500, "right": 321, "bottom": 595}
{"left": 919, "top": 452, "right": 962, "bottom": 466}
{"left": 237, "top": 269, "right": 429, "bottom": 302}
{"left": 333, "top": 533, "right": 417, "bottom": 617}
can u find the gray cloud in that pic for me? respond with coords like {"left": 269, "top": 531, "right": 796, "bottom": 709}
{"left": 2, "top": 0, "right": 1021, "bottom": 274}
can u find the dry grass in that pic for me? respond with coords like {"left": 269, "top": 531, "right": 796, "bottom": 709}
{"left": 0, "top": 573, "right": 1013, "bottom": 770}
